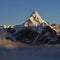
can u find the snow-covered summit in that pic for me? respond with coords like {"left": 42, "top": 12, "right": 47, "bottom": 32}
{"left": 23, "top": 11, "right": 49, "bottom": 27}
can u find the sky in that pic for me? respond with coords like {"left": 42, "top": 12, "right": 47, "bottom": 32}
{"left": 0, "top": 0, "right": 60, "bottom": 25}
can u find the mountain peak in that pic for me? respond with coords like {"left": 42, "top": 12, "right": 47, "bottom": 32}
{"left": 23, "top": 11, "right": 49, "bottom": 27}
{"left": 31, "top": 11, "right": 39, "bottom": 17}
{"left": 30, "top": 11, "right": 42, "bottom": 20}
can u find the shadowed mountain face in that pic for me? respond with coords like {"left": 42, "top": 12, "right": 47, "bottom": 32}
{"left": 0, "top": 11, "right": 60, "bottom": 45}
{"left": 16, "top": 26, "right": 58, "bottom": 45}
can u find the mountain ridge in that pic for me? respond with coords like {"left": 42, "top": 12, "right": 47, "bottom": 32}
{"left": 0, "top": 11, "right": 60, "bottom": 45}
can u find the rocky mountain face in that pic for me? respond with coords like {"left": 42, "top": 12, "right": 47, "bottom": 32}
{"left": 0, "top": 11, "right": 60, "bottom": 45}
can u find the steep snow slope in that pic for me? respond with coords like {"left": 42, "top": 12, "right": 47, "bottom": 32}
{"left": 23, "top": 11, "right": 50, "bottom": 27}
{"left": 23, "top": 11, "right": 53, "bottom": 32}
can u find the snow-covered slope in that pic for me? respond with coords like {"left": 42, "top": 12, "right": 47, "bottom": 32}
{"left": 23, "top": 11, "right": 53, "bottom": 32}
{"left": 51, "top": 24, "right": 60, "bottom": 35}
{"left": 23, "top": 11, "right": 49, "bottom": 27}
